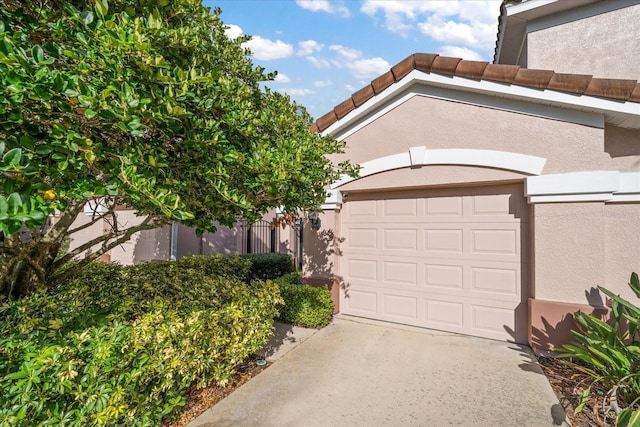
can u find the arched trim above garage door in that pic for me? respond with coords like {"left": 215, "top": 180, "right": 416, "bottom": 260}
{"left": 330, "top": 148, "right": 547, "bottom": 190}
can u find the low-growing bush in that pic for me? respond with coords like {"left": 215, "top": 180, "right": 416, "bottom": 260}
{"left": 0, "top": 261, "right": 282, "bottom": 426}
{"left": 177, "top": 254, "right": 252, "bottom": 282}
{"left": 242, "top": 253, "right": 294, "bottom": 282}
{"left": 274, "top": 273, "right": 334, "bottom": 328}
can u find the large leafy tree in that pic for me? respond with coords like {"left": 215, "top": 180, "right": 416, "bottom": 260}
{"left": 0, "top": 0, "right": 355, "bottom": 299}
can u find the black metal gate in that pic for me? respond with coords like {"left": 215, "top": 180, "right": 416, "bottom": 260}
{"left": 246, "top": 220, "right": 278, "bottom": 254}
{"left": 245, "top": 218, "right": 303, "bottom": 270}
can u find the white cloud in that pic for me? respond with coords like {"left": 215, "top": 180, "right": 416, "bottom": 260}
{"left": 349, "top": 57, "right": 390, "bottom": 79}
{"left": 306, "top": 56, "right": 331, "bottom": 69}
{"left": 282, "top": 88, "right": 317, "bottom": 96}
{"left": 439, "top": 45, "right": 483, "bottom": 61}
{"left": 244, "top": 36, "right": 293, "bottom": 60}
{"left": 329, "top": 44, "right": 390, "bottom": 79}
{"left": 225, "top": 24, "right": 243, "bottom": 40}
{"left": 274, "top": 73, "right": 290, "bottom": 83}
{"left": 360, "top": 0, "right": 500, "bottom": 51}
{"left": 296, "top": 0, "right": 351, "bottom": 18}
{"left": 298, "top": 40, "right": 325, "bottom": 56}
{"left": 314, "top": 80, "right": 333, "bottom": 87}
{"left": 329, "top": 45, "right": 361, "bottom": 61}
{"left": 345, "top": 84, "right": 355, "bottom": 92}
{"left": 418, "top": 16, "right": 495, "bottom": 48}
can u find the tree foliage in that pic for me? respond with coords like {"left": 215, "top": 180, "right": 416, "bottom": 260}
{"left": 0, "top": 0, "right": 355, "bottom": 298}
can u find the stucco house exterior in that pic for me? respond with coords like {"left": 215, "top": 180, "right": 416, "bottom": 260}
{"left": 65, "top": 0, "right": 640, "bottom": 351}
{"left": 301, "top": 0, "right": 640, "bottom": 350}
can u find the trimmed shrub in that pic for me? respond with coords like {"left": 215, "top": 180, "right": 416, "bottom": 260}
{"left": 177, "top": 254, "right": 252, "bottom": 282}
{"left": 242, "top": 253, "right": 294, "bottom": 282}
{"left": 0, "top": 261, "right": 282, "bottom": 426}
{"left": 274, "top": 273, "right": 334, "bottom": 328}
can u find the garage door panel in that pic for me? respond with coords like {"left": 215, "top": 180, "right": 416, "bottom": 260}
{"left": 424, "top": 299, "right": 465, "bottom": 329}
{"left": 424, "top": 197, "right": 463, "bottom": 217}
{"left": 383, "top": 260, "right": 418, "bottom": 286}
{"left": 383, "top": 228, "right": 417, "bottom": 251}
{"left": 340, "top": 184, "right": 528, "bottom": 342}
{"left": 471, "top": 265, "right": 519, "bottom": 298}
{"left": 424, "top": 263, "right": 464, "bottom": 290}
{"left": 383, "top": 198, "right": 417, "bottom": 216}
{"left": 346, "top": 199, "right": 378, "bottom": 217}
{"left": 471, "top": 193, "right": 514, "bottom": 216}
{"left": 471, "top": 228, "right": 517, "bottom": 255}
{"left": 346, "top": 228, "right": 378, "bottom": 250}
{"left": 346, "top": 258, "right": 378, "bottom": 282}
{"left": 344, "top": 288, "right": 378, "bottom": 315}
{"left": 471, "top": 304, "right": 516, "bottom": 340}
{"left": 382, "top": 294, "right": 418, "bottom": 320}
{"left": 424, "top": 228, "right": 464, "bottom": 253}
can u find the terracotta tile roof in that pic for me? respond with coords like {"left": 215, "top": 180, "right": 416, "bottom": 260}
{"left": 312, "top": 53, "right": 640, "bottom": 133}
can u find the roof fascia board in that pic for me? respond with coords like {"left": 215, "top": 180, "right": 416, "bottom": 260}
{"left": 322, "top": 69, "right": 640, "bottom": 140}
{"left": 507, "top": 0, "right": 559, "bottom": 17}
{"left": 527, "top": 0, "right": 638, "bottom": 33}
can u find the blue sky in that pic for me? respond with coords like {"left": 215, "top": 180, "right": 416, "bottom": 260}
{"left": 201, "top": 0, "right": 502, "bottom": 119}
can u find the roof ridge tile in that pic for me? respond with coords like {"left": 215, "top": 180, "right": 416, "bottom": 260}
{"left": 391, "top": 54, "right": 416, "bottom": 81}
{"left": 513, "top": 68, "right": 554, "bottom": 89}
{"left": 431, "top": 56, "right": 462, "bottom": 76}
{"left": 583, "top": 78, "right": 638, "bottom": 101}
{"left": 414, "top": 53, "right": 439, "bottom": 72}
{"left": 483, "top": 63, "right": 520, "bottom": 84}
{"left": 456, "top": 60, "right": 489, "bottom": 80}
{"left": 547, "top": 73, "right": 592, "bottom": 95}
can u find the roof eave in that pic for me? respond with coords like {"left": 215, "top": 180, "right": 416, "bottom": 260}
{"left": 321, "top": 70, "right": 640, "bottom": 139}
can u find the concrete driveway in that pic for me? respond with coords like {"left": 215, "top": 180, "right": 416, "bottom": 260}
{"left": 189, "top": 317, "right": 566, "bottom": 427}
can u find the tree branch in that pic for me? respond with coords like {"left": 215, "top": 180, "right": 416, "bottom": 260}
{"left": 50, "top": 216, "right": 166, "bottom": 285}
{"left": 42, "top": 199, "right": 87, "bottom": 245}
{"left": 52, "top": 215, "right": 164, "bottom": 270}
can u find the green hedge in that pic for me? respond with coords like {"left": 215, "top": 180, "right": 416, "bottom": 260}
{"left": 177, "top": 254, "right": 252, "bottom": 282}
{"left": 274, "top": 273, "right": 334, "bottom": 328}
{"left": 0, "top": 261, "right": 281, "bottom": 426}
{"left": 241, "top": 253, "right": 294, "bottom": 282}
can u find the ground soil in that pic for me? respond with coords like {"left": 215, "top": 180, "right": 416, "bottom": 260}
{"left": 538, "top": 356, "right": 616, "bottom": 426}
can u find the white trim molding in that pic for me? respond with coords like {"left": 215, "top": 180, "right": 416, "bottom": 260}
{"left": 525, "top": 171, "right": 640, "bottom": 203}
{"left": 321, "top": 189, "right": 342, "bottom": 210}
{"left": 330, "top": 148, "right": 547, "bottom": 189}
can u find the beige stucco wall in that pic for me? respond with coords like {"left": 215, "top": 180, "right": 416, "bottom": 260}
{"left": 302, "top": 210, "right": 339, "bottom": 280}
{"left": 66, "top": 212, "right": 106, "bottom": 257}
{"left": 332, "top": 95, "right": 605, "bottom": 176}
{"left": 526, "top": 4, "right": 640, "bottom": 79}
{"left": 533, "top": 202, "right": 640, "bottom": 304}
{"left": 109, "top": 210, "right": 170, "bottom": 265}
{"left": 200, "top": 222, "right": 246, "bottom": 256}
{"left": 341, "top": 165, "right": 525, "bottom": 192}
{"left": 604, "top": 126, "right": 640, "bottom": 170}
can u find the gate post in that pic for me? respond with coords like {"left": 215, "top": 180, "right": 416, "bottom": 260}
{"left": 270, "top": 226, "right": 276, "bottom": 253}
{"left": 246, "top": 224, "right": 252, "bottom": 254}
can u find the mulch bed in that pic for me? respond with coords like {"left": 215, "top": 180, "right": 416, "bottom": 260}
{"left": 162, "top": 355, "right": 270, "bottom": 427}
{"left": 537, "top": 356, "right": 616, "bottom": 426}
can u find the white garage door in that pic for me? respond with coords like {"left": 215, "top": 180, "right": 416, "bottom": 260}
{"left": 340, "top": 184, "right": 528, "bottom": 342}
